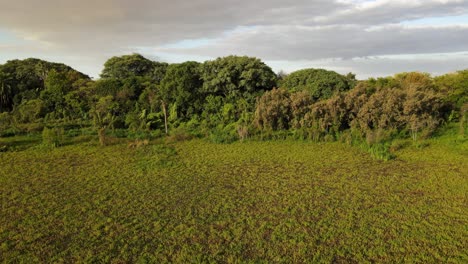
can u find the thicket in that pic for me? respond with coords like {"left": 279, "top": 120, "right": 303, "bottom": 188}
{"left": 0, "top": 54, "right": 466, "bottom": 158}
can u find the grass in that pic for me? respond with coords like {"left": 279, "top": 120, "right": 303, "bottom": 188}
{"left": 0, "top": 135, "right": 467, "bottom": 262}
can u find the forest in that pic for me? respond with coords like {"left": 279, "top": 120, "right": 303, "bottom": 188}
{"left": 0, "top": 54, "right": 467, "bottom": 158}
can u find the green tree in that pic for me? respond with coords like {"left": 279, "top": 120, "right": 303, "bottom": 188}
{"left": 40, "top": 70, "right": 73, "bottom": 119}
{"left": 201, "top": 56, "right": 277, "bottom": 104}
{"left": 0, "top": 67, "right": 14, "bottom": 112}
{"left": 100, "top": 54, "right": 168, "bottom": 83}
{"left": 0, "top": 58, "right": 89, "bottom": 112}
{"left": 160, "top": 61, "right": 203, "bottom": 123}
{"left": 435, "top": 70, "right": 468, "bottom": 109}
{"left": 280, "top": 68, "right": 354, "bottom": 101}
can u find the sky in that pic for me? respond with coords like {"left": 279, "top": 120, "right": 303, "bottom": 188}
{"left": 1, "top": 0, "right": 468, "bottom": 79}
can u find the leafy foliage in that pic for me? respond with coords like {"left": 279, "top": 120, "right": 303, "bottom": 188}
{"left": 100, "top": 53, "right": 168, "bottom": 82}
{"left": 0, "top": 58, "right": 89, "bottom": 112}
{"left": 41, "top": 127, "right": 65, "bottom": 147}
{"left": 201, "top": 55, "right": 277, "bottom": 103}
{"left": 280, "top": 68, "right": 355, "bottom": 101}
{"left": 160, "top": 61, "right": 203, "bottom": 121}
{"left": 0, "top": 56, "right": 465, "bottom": 152}
{"left": 254, "top": 88, "right": 291, "bottom": 131}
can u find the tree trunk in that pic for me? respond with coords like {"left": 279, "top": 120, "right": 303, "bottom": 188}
{"left": 162, "top": 100, "right": 168, "bottom": 135}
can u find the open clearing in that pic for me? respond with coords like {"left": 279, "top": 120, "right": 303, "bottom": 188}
{"left": 1, "top": 138, "right": 467, "bottom": 263}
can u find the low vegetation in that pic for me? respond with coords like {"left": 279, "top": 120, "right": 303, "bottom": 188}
{"left": 0, "top": 131, "right": 467, "bottom": 262}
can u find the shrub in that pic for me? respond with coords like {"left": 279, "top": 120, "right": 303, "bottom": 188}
{"left": 367, "top": 143, "right": 395, "bottom": 161}
{"left": 323, "top": 134, "right": 335, "bottom": 142}
{"left": 254, "top": 88, "right": 291, "bottom": 131}
{"left": 42, "top": 127, "right": 65, "bottom": 147}
{"left": 209, "top": 124, "right": 238, "bottom": 144}
{"left": 166, "top": 127, "right": 194, "bottom": 143}
{"left": 237, "top": 125, "right": 249, "bottom": 141}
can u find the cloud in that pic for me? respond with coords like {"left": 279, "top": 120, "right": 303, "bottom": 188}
{"left": 264, "top": 52, "right": 468, "bottom": 79}
{"left": 320, "top": 0, "right": 468, "bottom": 25}
{"left": 155, "top": 24, "right": 468, "bottom": 61}
{"left": 0, "top": 0, "right": 339, "bottom": 53}
{"left": 0, "top": 0, "right": 467, "bottom": 78}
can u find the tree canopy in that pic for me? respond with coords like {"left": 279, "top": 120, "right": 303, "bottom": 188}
{"left": 0, "top": 55, "right": 465, "bottom": 146}
{"left": 201, "top": 55, "right": 277, "bottom": 102}
{"left": 280, "top": 68, "right": 355, "bottom": 101}
{"left": 100, "top": 54, "right": 168, "bottom": 83}
{"left": 0, "top": 58, "right": 89, "bottom": 112}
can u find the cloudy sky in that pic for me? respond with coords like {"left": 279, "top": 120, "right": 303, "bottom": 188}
{"left": 1, "top": 0, "right": 468, "bottom": 79}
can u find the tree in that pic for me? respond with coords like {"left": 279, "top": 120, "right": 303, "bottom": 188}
{"left": 15, "top": 99, "right": 46, "bottom": 123}
{"left": 435, "top": 70, "right": 468, "bottom": 109}
{"left": 290, "top": 90, "right": 314, "bottom": 129}
{"left": 40, "top": 70, "right": 73, "bottom": 119}
{"left": 201, "top": 56, "right": 277, "bottom": 104}
{"left": 90, "top": 95, "right": 120, "bottom": 146}
{"left": 0, "top": 67, "right": 14, "bottom": 112}
{"left": 280, "top": 68, "right": 354, "bottom": 101}
{"left": 150, "top": 62, "right": 169, "bottom": 84}
{"left": 0, "top": 58, "right": 89, "bottom": 112}
{"left": 100, "top": 54, "right": 167, "bottom": 82}
{"left": 254, "top": 88, "right": 291, "bottom": 131}
{"left": 160, "top": 61, "right": 203, "bottom": 124}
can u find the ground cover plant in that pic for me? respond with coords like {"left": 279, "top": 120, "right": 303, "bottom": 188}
{"left": 1, "top": 134, "right": 466, "bottom": 262}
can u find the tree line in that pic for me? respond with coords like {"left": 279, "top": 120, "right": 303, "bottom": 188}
{"left": 0, "top": 54, "right": 466, "bottom": 148}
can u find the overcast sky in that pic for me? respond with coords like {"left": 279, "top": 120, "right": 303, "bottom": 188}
{"left": 1, "top": 0, "right": 468, "bottom": 79}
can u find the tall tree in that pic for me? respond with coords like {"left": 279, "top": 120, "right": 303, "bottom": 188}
{"left": 201, "top": 56, "right": 277, "bottom": 104}
{"left": 160, "top": 61, "right": 203, "bottom": 127}
{"left": 280, "top": 68, "right": 354, "bottom": 101}
{"left": 0, "top": 67, "right": 14, "bottom": 112}
{"left": 100, "top": 54, "right": 168, "bottom": 83}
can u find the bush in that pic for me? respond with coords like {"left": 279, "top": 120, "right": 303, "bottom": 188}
{"left": 42, "top": 127, "right": 65, "bottom": 147}
{"left": 367, "top": 143, "right": 395, "bottom": 161}
{"left": 338, "top": 130, "right": 353, "bottom": 145}
{"left": 237, "top": 125, "right": 250, "bottom": 141}
{"left": 323, "top": 134, "right": 335, "bottom": 142}
{"left": 166, "top": 127, "right": 194, "bottom": 143}
{"left": 208, "top": 123, "right": 240, "bottom": 144}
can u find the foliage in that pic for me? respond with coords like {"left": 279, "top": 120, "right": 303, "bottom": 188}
{"left": 280, "top": 68, "right": 355, "bottom": 101}
{"left": 254, "top": 88, "right": 291, "bottom": 131}
{"left": 0, "top": 58, "right": 89, "bottom": 112}
{"left": 90, "top": 96, "right": 121, "bottom": 130}
{"left": 160, "top": 61, "right": 203, "bottom": 121}
{"left": 100, "top": 53, "right": 168, "bottom": 82}
{"left": 41, "top": 127, "right": 65, "bottom": 147}
{"left": 14, "top": 99, "right": 46, "bottom": 123}
{"left": 201, "top": 55, "right": 277, "bottom": 104}
{"left": 0, "top": 56, "right": 464, "bottom": 151}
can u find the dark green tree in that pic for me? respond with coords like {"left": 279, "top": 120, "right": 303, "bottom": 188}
{"left": 280, "top": 68, "right": 354, "bottom": 101}
{"left": 0, "top": 58, "right": 89, "bottom": 112}
{"left": 201, "top": 56, "right": 277, "bottom": 104}
{"left": 160, "top": 61, "right": 203, "bottom": 122}
{"left": 0, "top": 67, "right": 14, "bottom": 112}
{"left": 100, "top": 54, "right": 168, "bottom": 83}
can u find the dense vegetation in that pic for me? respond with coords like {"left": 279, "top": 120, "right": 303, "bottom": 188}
{"left": 1, "top": 54, "right": 466, "bottom": 158}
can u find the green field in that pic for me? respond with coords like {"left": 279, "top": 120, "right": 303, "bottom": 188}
{"left": 1, "top": 136, "right": 467, "bottom": 263}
